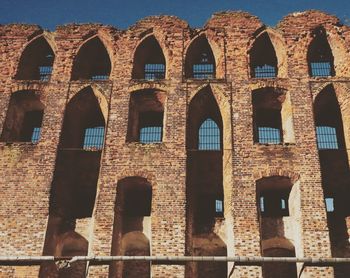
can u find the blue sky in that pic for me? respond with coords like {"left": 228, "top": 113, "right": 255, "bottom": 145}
{"left": 1, "top": 0, "right": 350, "bottom": 30}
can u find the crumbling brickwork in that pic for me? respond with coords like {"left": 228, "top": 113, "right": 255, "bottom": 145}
{"left": 0, "top": 9, "right": 350, "bottom": 278}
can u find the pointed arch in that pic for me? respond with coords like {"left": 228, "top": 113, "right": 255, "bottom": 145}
{"left": 15, "top": 36, "right": 55, "bottom": 81}
{"left": 249, "top": 32, "right": 278, "bottom": 78}
{"left": 185, "top": 35, "right": 216, "bottom": 79}
{"left": 187, "top": 86, "right": 223, "bottom": 150}
{"left": 307, "top": 27, "right": 335, "bottom": 77}
{"left": 132, "top": 35, "right": 166, "bottom": 80}
{"left": 71, "top": 36, "right": 111, "bottom": 80}
{"left": 314, "top": 84, "right": 345, "bottom": 150}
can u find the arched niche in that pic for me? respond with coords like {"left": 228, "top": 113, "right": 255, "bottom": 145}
{"left": 1, "top": 90, "right": 44, "bottom": 143}
{"left": 249, "top": 32, "right": 278, "bottom": 78}
{"left": 71, "top": 37, "right": 111, "bottom": 81}
{"left": 60, "top": 86, "right": 106, "bottom": 150}
{"left": 15, "top": 36, "right": 55, "bottom": 81}
{"left": 132, "top": 35, "right": 166, "bottom": 80}
{"left": 110, "top": 177, "right": 152, "bottom": 278}
{"left": 307, "top": 27, "right": 335, "bottom": 77}
{"left": 185, "top": 35, "right": 216, "bottom": 79}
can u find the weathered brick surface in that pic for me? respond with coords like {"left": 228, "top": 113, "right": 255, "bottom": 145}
{"left": 0, "top": 9, "right": 349, "bottom": 277}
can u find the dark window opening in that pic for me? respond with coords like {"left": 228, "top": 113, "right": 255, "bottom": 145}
{"left": 127, "top": 90, "right": 165, "bottom": 143}
{"left": 254, "top": 109, "right": 282, "bottom": 144}
{"left": 259, "top": 194, "right": 289, "bottom": 217}
{"left": 139, "top": 111, "right": 163, "bottom": 143}
{"left": 198, "top": 118, "right": 221, "bottom": 150}
{"left": 15, "top": 37, "right": 54, "bottom": 81}
{"left": 83, "top": 126, "right": 105, "bottom": 150}
{"left": 250, "top": 33, "right": 278, "bottom": 78}
{"left": 59, "top": 87, "right": 106, "bottom": 150}
{"left": 316, "top": 126, "right": 339, "bottom": 149}
{"left": 71, "top": 37, "right": 111, "bottom": 81}
{"left": 314, "top": 85, "right": 345, "bottom": 150}
{"left": 132, "top": 36, "right": 166, "bottom": 80}
{"left": 1, "top": 90, "right": 45, "bottom": 143}
{"left": 20, "top": 110, "right": 44, "bottom": 143}
{"left": 308, "top": 27, "right": 335, "bottom": 77}
{"left": 252, "top": 88, "right": 287, "bottom": 145}
{"left": 185, "top": 35, "right": 216, "bottom": 79}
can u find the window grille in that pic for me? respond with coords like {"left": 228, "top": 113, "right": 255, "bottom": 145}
{"left": 39, "top": 66, "right": 52, "bottom": 81}
{"left": 144, "top": 64, "right": 165, "bottom": 80}
{"left": 139, "top": 126, "right": 162, "bottom": 143}
{"left": 83, "top": 126, "right": 105, "bottom": 150}
{"left": 91, "top": 75, "right": 109, "bottom": 81}
{"left": 260, "top": 196, "right": 265, "bottom": 212}
{"left": 253, "top": 64, "right": 276, "bottom": 78}
{"left": 316, "top": 126, "right": 338, "bottom": 149}
{"left": 325, "top": 197, "right": 335, "bottom": 212}
{"left": 215, "top": 199, "right": 223, "bottom": 214}
{"left": 310, "top": 62, "right": 333, "bottom": 77}
{"left": 198, "top": 118, "right": 221, "bottom": 150}
{"left": 258, "top": 127, "right": 281, "bottom": 144}
{"left": 193, "top": 64, "right": 214, "bottom": 79}
{"left": 31, "top": 127, "right": 41, "bottom": 143}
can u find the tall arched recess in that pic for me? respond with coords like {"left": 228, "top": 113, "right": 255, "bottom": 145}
{"left": 71, "top": 37, "right": 111, "bottom": 81}
{"left": 186, "top": 86, "right": 227, "bottom": 278}
{"left": 15, "top": 36, "right": 55, "bottom": 81}
{"left": 249, "top": 32, "right": 278, "bottom": 78}
{"left": 307, "top": 27, "right": 335, "bottom": 77}
{"left": 40, "top": 87, "right": 107, "bottom": 278}
{"left": 132, "top": 35, "right": 166, "bottom": 80}
{"left": 314, "top": 84, "right": 350, "bottom": 277}
{"left": 185, "top": 35, "right": 216, "bottom": 79}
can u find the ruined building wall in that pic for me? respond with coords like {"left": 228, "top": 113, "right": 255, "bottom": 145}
{"left": 0, "top": 10, "right": 349, "bottom": 278}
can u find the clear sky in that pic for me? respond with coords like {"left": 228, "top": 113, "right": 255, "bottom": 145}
{"left": 1, "top": 0, "right": 350, "bottom": 30}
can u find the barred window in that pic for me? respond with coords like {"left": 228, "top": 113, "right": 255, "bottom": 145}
{"left": 198, "top": 118, "right": 221, "bottom": 150}
{"left": 91, "top": 75, "right": 109, "bottom": 81}
{"left": 258, "top": 127, "right": 281, "bottom": 144}
{"left": 254, "top": 64, "right": 276, "bottom": 78}
{"left": 31, "top": 127, "right": 41, "bottom": 143}
{"left": 316, "top": 126, "right": 338, "bottom": 149}
{"left": 310, "top": 62, "right": 333, "bottom": 77}
{"left": 193, "top": 53, "right": 214, "bottom": 79}
{"left": 83, "top": 126, "right": 105, "bottom": 150}
{"left": 144, "top": 64, "right": 165, "bottom": 80}
{"left": 140, "top": 126, "right": 162, "bottom": 143}
{"left": 215, "top": 199, "right": 223, "bottom": 214}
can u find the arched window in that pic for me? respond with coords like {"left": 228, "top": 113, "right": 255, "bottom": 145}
{"left": 185, "top": 35, "right": 216, "bottom": 79}
{"left": 307, "top": 27, "right": 335, "bottom": 77}
{"left": 132, "top": 35, "right": 166, "bottom": 80}
{"left": 250, "top": 32, "right": 278, "bottom": 78}
{"left": 71, "top": 37, "right": 111, "bottom": 80}
{"left": 314, "top": 85, "right": 344, "bottom": 150}
{"left": 198, "top": 118, "right": 221, "bottom": 150}
{"left": 15, "top": 37, "right": 54, "bottom": 81}
{"left": 1, "top": 90, "right": 44, "bottom": 143}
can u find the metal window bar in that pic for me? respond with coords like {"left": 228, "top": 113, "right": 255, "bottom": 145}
{"left": 139, "top": 126, "right": 162, "bottom": 143}
{"left": 310, "top": 62, "right": 333, "bottom": 77}
{"left": 144, "top": 64, "right": 165, "bottom": 80}
{"left": 198, "top": 118, "right": 221, "bottom": 150}
{"left": 39, "top": 66, "right": 52, "bottom": 81}
{"left": 254, "top": 65, "right": 276, "bottom": 78}
{"left": 91, "top": 75, "right": 109, "bottom": 81}
{"left": 258, "top": 127, "right": 281, "bottom": 144}
{"left": 31, "top": 127, "right": 41, "bottom": 143}
{"left": 325, "top": 198, "right": 335, "bottom": 212}
{"left": 193, "top": 64, "right": 214, "bottom": 79}
{"left": 83, "top": 126, "right": 105, "bottom": 150}
{"left": 316, "top": 126, "right": 338, "bottom": 149}
{"left": 215, "top": 200, "right": 223, "bottom": 213}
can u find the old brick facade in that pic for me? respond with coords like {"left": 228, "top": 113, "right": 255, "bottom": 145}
{"left": 0, "top": 9, "right": 350, "bottom": 278}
